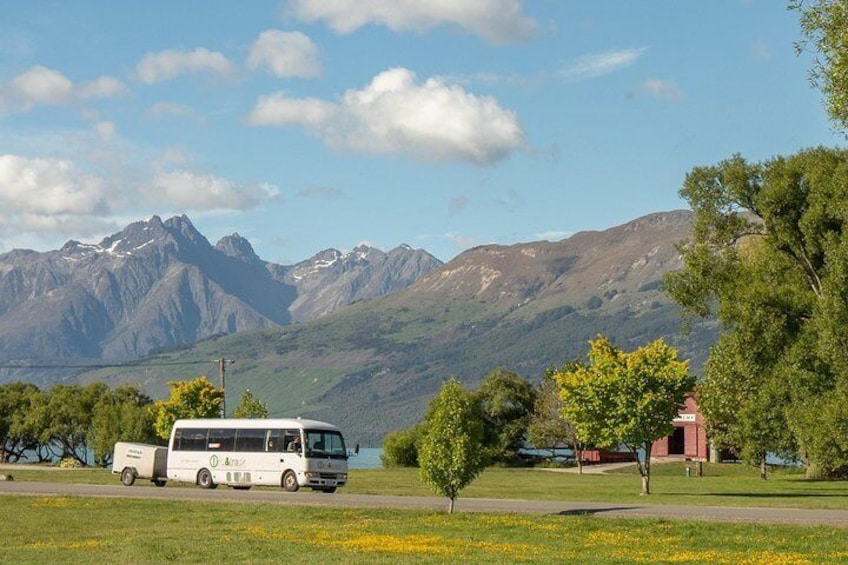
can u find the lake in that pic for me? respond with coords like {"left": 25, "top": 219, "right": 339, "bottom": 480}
{"left": 349, "top": 447, "right": 383, "bottom": 469}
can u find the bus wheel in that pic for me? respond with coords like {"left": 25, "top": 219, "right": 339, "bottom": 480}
{"left": 197, "top": 468, "right": 217, "bottom": 489}
{"left": 120, "top": 467, "right": 136, "bottom": 487}
{"left": 282, "top": 470, "right": 299, "bottom": 492}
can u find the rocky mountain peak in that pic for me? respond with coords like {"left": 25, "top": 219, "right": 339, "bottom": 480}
{"left": 215, "top": 233, "right": 261, "bottom": 265}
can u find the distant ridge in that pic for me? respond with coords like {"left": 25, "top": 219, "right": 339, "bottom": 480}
{"left": 0, "top": 214, "right": 442, "bottom": 384}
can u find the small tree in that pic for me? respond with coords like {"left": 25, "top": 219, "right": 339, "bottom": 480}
{"left": 419, "top": 379, "right": 486, "bottom": 513}
{"left": 153, "top": 377, "right": 223, "bottom": 440}
{"left": 527, "top": 366, "right": 586, "bottom": 473}
{"left": 557, "top": 336, "right": 693, "bottom": 495}
{"left": 232, "top": 388, "right": 269, "bottom": 418}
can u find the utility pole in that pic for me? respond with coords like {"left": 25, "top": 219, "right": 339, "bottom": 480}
{"left": 218, "top": 358, "right": 235, "bottom": 418}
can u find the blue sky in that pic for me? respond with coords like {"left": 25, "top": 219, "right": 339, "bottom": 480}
{"left": 0, "top": 1, "right": 842, "bottom": 264}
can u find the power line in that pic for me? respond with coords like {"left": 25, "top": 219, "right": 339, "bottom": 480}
{"left": 0, "top": 360, "right": 223, "bottom": 370}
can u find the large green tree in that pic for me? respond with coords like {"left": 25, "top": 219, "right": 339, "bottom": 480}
{"left": 418, "top": 379, "right": 486, "bottom": 513}
{"left": 556, "top": 336, "right": 692, "bottom": 495}
{"left": 665, "top": 147, "right": 848, "bottom": 477}
{"left": 471, "top": 368, "right": 536, "bottom": 465}
{"left": 153, "top": 377, "right": 224, "bottom": 440}
{"left": 0, "top": 382, "right": 41, "bottom": 463}
{"left": 89, "top": 385, "right": 157, "bottom": 467}
{"left": 792, "top": 0, "right": 848, "bottom": 134}
{"left": 42, "top": 383, "right": 109, "bottom": 465}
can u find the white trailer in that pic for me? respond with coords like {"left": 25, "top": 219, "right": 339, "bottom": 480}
{"left": 112, "top": 441, "right": 168, "bottom": 487}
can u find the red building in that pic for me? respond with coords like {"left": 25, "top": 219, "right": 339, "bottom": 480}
{"left": 651, "top": 393, "right": 708, "bottom": 461}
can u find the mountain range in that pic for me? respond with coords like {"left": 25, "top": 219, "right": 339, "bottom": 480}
{"left": 59, "top": 210, "right": 719, "bottom": 444}
{"left": 0, "top": 215, "right": 441, "bottom": 386}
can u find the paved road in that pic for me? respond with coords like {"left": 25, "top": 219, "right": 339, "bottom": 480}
{"left": 2, "top": 480, "right": 848, "bottom": 527}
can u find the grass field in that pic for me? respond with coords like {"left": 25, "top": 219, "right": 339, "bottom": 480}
{"left": 3, "top": 495, "right": 848, "bottom": 564}
{"left": 4, "top": 461, "right": 848, "bottom": 563}
{"left": 6, "top": 460, "right": 848, "bottom": 509}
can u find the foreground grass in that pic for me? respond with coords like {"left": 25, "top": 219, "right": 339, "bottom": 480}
{"left": 6, "top": 461, "right": 848, "bottom": 509}
{"left": 3, "top": 495, "right": 847, "bottom": 564}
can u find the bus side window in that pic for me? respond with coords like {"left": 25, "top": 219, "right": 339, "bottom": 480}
{"left": 284, "top": 430, "right": 300, "bottom": 452}
{"left": 265, "top": 429, "right": 283, "bottom": 452}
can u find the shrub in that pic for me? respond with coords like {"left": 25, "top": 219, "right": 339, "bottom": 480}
{"left": 381, "top": 424, "right": 423, "bottom": 467}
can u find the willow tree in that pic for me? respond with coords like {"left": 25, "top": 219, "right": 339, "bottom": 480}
{"left": 666, "top": 147, "right": 848, "bottom": 477}
{"left": 792, "top": 0, "right": 848, "bottom": 134}
{"left": 556, "top": 337, "right": 692, "bottom": 495}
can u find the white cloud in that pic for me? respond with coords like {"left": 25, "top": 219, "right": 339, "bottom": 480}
{"left": 247, "top": 92, "right": 335, "bottom": 126}
{"left": 247, "top": 30, "right": 321, "bottom": 78}
{"left": 135, "top": 48, "right": 237, "bottom": 84}
{"left": 78, "top": 76, "right": 128, "bottom": 99}
{"left": 558, "top": 48, "right": 647, "bottom": 81}
{"left": 0, "top": 151, "right": 279, "bottom": 242}
{"left": 285, "top": 0, "right": 537, "bottom": 44}
{"left": 148, "top": 170, "right": 279, "bottom": 210}
{"left": 6, "top": 65, "right": 73, "bottom": 109}
{"left": 0, "top": 155, "right": 109, "bottom": 217}
{"left": 642, "top": 79, "right": 684, "bottom": 102}
{"left": 247, "top": 67, "right": 523, "bottom": 165}
{"left": 0, "top": 66, "right": 127, "bottom": 112}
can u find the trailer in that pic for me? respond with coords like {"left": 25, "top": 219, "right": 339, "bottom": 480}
{"left": 112, "top": 441, "right": 168, "bottom": 487}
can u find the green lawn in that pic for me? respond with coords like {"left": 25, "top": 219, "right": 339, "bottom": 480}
{"left": 4, "top": 462, "right": 848, "bottom": 563}
{"left": 6, "top": 460, "right": 848, "bottom": 510}
{"left": 3, "top": 495, "right": 847, "bottom": 564}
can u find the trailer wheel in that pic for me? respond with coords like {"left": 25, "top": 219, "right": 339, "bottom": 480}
{"left": 197, "top": 468, "right": 217, "bottom": 489}
{"left": 153, "top": 479, "right": 167, "bottom": 488}
{"left": 120, "top": 467, "right": 136, "bottom": 487}
{"left": 319, "top": 487, "right": 337, "bottom": 494}
{"left": 282, "top": 470, "right": 299, "bottom": 492}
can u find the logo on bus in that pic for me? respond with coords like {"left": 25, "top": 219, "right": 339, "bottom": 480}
{"left": 210, "top": 455, "right": 219, "bottom": 468}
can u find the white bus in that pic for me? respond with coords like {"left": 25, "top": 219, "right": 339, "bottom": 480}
{"left": 167, "top": 418, "right": 352, "bottom": 492}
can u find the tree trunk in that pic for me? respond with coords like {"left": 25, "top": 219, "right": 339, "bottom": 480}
{"left": 448, "top": 497, "right": 455, "bottom": 514}
{"left": 575, "top": 446, "right": 583, "bottom": 475}
{"left": 639, "top": 444, "right": 652, "bottom": 496}
{"left": 759, "top": 452, "right": 768, "bottom": 480}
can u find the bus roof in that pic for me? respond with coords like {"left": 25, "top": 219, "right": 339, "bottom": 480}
{"left": 170, "top": 418, "right": 340, "bottom": 431}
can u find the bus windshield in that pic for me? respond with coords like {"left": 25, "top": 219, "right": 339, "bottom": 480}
{"left": 304, "top": 429, "right": 346, "bottom": 459}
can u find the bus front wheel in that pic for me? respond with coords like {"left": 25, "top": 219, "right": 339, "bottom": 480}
{"left": 282, "top": 470, "right": 299, "bottom": 492}
{"left": 197, "top": 468, "right": 217, "bottom": 489}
